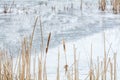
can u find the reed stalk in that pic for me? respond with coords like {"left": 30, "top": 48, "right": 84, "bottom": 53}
{"left": 96, "top": 57, "right": 99, "bottom": 80}
{"left": 56, "top": 48, "right": 60, "bottom": 80}
{"left": 110, "top": 59, "right": 113, "bottom": 80}
{"left": 103, "top": 33, "right": 107, "bottom": 80}
{"left": 38, "top": 54, "right": 42, "bottom": 80}
{"left": 100, "top": 0, "right": 106, "bottom": 11}
{"left": 43, "top": 32, "right": 51, "bottom": 80}
{"left": 40, "top": 16, "right": 44, "bottom": 58}
{"left": 63, "top": 39, "right": 68, "bottom": 74}
{"left": 73, "top": 45, "right": 77, "bottom": 80}
{"left": 114, "top": 53, "right": 117, "bottom": 80}
{"left": 90, "top": 44, "right": 93, "bottom": 80}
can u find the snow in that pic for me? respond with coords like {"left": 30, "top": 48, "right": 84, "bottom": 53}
{"left": 45, "top": 28, "right": 120, "bottom": 79}
{"left": 12, "top": 28, "right": 120, "bottom": 79}
{"left": 0, "top": 0, "right": 120, "bottom": 79}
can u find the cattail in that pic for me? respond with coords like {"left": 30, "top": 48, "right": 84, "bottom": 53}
{"left": 64, "top": 65, "right": 68, "bottom": 75}
{"left": 46, "top": 32, "right": 51, "bottom": 54}
{"left": 113, "top": 0, "right": 118, "bottom": 14}
{"left": 63, "top": 39, "right": 66, "bottom": 52}
{"left": 99, "top": 0, "right": 106, "bottom": 11}
{"left": 3, "top": 4, "right": 8, "bottom": 13}
{"left": 43, "top": 32, "right": 51, "bottom": 80}
{"left": 62, "top": 39, "right": 68, "bottom": 74}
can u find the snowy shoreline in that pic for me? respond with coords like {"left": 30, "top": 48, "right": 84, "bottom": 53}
{"left": 11, "top": 28, "right": 120, "bottom": 79}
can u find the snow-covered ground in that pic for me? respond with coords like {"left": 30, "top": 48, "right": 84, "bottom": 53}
{"left": 0, "top": 0, "right": 120, "bottom": 79}
{"left": 13, "top": 28, "right": 119, "bottom": 80}
{"left": 36, "top": 28, "right": 120, "bottom": 79}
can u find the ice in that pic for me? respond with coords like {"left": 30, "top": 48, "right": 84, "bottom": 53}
{"left": 0, "top": 0, "right": 120, "bottom": 79}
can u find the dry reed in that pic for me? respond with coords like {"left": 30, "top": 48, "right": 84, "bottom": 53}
{"left": 99, "top": 0, "right": 106, "bottom": 11}
{"left": 0, "top": 17, "right": 118, "bottom": 80}
{"left": 56, "top": 48, "right": 60, "bottom": 80}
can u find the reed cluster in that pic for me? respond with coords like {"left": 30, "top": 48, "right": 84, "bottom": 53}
{"left": 99, "top": 0, "right": 106, "bottom": 11}
{"left": 112, "top": 0, "right": 120, "bottom": 14}
{"left": 84, "top": 34, "right": 117, "bottom": 80}
{"left": 3, "top": 0, "right": 15, "bottom": 13}
{"left": 99, "top": 0, "right": 120, "bottom": 14}
{"left": 0, "top": 17, "right": 118, "bottom": 80}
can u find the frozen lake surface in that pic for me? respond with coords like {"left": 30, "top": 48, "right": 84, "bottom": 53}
{"left": 0, "top": 0, "right": 120, "bottom": 54}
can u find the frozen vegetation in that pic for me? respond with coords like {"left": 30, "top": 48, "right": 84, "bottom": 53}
{"left": 0, "top": 0, "right": 120, "bottom": 80}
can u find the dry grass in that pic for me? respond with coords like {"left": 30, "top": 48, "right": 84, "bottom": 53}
{"left": 56, "top": 48, "right": 60, "bottom": 80}
{"left": 0, "top": 16, "right": 118, "bottom": 80}
{"left": 98, "top": 0, "right": 120, "bottom": 14}
{"left": 3, "top": 0, "right": 16, "bottom": 14}
{"left": 3, "top": 4, "right": 9, "bottom": 13}
{"left": 99, "top": 0, "right": 106, "bottom": 11}
{"left": 2, "top": 0, "right": 120, "bottom": 15}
